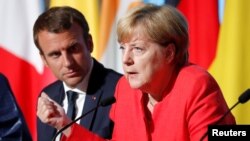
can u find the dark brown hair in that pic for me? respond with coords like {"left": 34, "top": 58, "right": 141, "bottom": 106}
{"left": 33, "top": 6, "right": 90, "bottom": 54}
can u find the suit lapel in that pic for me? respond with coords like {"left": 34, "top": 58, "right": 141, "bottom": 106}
{"left": 42, "top": 81, "right": 65, "bottom": 140}
{"left": 49, "top": 82, "right": 65, "bottom": 105}
{"left": 80, "top": 59, "right": 105, "bottom": 130}
{"left": 80, "top": 91, "right": 102, "bottom": 129}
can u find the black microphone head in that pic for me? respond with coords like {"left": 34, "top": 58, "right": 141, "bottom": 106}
{"left": 100, "top": 97, "right": 116, "bottom": 107}
{"left": 238, "top": 89, "right": 250, "bottom": 103}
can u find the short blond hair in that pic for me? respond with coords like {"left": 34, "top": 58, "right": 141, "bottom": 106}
{"left": 117, "top": 4, "right": 189, "bottom": 67}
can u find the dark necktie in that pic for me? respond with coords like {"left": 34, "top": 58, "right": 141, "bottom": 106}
{"left": 66, "top": 90, "right": 78, "bottom": 120}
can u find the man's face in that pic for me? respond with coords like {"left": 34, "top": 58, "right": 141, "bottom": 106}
{"left": 38, "top": 23, "right": 93, "bottom": 88}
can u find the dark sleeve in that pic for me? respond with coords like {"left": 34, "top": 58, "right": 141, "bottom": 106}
{"left": 0, "top": 73, "right": 32, "bottom": 141}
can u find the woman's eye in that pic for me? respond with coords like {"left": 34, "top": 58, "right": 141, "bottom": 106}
{"left": 133, "top": 47, "right": 144, "bottom": 55}
{"left": 119, "top": 46, "right": 125, "bottom": 54}
{"left": 119, "top": 46, "right": 125, "bottom": 50}
{"left": 135, "top": 47, "right": 143, "bottom": 51}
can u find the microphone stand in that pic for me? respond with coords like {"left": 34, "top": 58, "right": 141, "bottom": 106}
{"left": 52, "top": 97, "right": 116, "bottom": 141}
{"left": 200, "top": 89, "right": 250, "bottom": 141}
{"left": 199, "top": 101, "right": 239, "bottom": 141}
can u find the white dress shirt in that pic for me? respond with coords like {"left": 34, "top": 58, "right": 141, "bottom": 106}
{"left": 56, "top": 59, "right": 93, "bottom": 141}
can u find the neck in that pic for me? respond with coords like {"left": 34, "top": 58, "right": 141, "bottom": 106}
{"left": 148, "top": 94, "right": 158, "bottom": 107}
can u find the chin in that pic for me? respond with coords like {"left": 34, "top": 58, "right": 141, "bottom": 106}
{"left": 65, "top": 83, "right": 77, "bottom": 88}
{"left": 65, "top": 79, "right": 81, "bottom": 88}
{"left": 128, "top": 81, "right": 142, "bottom": 89}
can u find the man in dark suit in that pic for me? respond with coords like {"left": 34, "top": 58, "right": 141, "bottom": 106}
{"left": 0, "top": 73, "right": 32, "bottom": 141}
{"left": 33, "top": 6, "right": 122, "bottom": 141}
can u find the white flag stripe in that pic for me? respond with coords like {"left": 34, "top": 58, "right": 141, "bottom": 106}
{"left": 0, "top": 0, "right": 44, "bottom": 74}
{"left": 100, "top": 0, "right": 142, "bottom": 74}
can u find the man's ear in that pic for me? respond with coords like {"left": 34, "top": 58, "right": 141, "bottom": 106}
{"left": 86, "top": 35, "right": 93, "bottom": 53}
{"left": 40, "top": 53, "right": 48, "bottom": 67}
{"left": 165, "top": 43, "right": 175, "bottom": 64}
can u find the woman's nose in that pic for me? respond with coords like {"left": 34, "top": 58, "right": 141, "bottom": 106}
{"left": 122, "top": 49, "right": 134, "bottom": 66}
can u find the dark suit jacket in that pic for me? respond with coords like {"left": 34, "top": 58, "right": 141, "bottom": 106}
{"left": 0, "top": 73, "right": 32, "bottom": 141}
{"left": 37, "top": 59, "right": 122, "bottom": 141}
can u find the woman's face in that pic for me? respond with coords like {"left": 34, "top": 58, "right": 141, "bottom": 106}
{"left": 120, "top": 30, "right": 174, "bottom": 93}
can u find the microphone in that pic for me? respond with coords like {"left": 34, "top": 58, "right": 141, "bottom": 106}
{"left": 52, "top": 96, "right": 116, "bottom": 141}
{"left": 200, "top": 89, "right": 250, "bottom": 141}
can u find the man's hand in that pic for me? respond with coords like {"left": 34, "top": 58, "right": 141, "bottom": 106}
{"left": 37, "top": 92, "right": 71, "bottom": 130}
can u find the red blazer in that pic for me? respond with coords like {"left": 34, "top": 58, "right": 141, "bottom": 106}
{"left": 62, "top": 64, "right": 236, "bottom": 141}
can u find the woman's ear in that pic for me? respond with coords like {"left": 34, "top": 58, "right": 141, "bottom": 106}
{"left": 165, "top": 43, "right": 175, "bottom": 63}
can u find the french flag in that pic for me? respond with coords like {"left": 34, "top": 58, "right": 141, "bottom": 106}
{"left": 0, "top": 1, "right": 54, "bottom": 140}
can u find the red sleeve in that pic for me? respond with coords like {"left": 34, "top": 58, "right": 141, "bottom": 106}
{"left": 61, "top": 124, "right": 107, "bottom": 141}
{"left": 186, "top": 73, "right": 235, "bottom": 141}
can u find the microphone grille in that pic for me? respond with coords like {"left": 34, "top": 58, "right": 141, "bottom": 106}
{"left": 238, "top": 89, "right": 250, "bottom": 103}
{"left": 100, "top": 97, "right": 116, "bottom": 107}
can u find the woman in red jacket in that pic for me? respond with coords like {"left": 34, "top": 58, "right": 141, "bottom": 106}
{"left": 39, "top": 4, "right": 236, "bottom": 141}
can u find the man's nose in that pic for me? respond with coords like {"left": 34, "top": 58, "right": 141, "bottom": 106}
{"left": 62, "top": 53, "right": 74, "bottom": 67}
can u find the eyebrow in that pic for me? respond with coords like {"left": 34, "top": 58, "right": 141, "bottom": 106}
{"left": 47, "top": 50, "right": 60, "bottom": 57}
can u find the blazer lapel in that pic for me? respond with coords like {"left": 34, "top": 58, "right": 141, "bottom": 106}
{"left": 42, "top": 81, "right": 65, "bottom": 140}
{"left": 79, "top": 59, "right": 105, "bottom": 130}
{"left": 80, "top": 91, "right": 102, "bottom": 130}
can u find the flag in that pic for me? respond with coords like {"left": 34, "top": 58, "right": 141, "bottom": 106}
{"left": 209, "top": 0, "right": 250, "bottom": 124}
{"left": 98, "top": 0, "right": 119, "bottom": 61}
{"left": 176, "top": 0, "right": 219, "bottom": 69}
{"left": 49, "top": 0, "right": 100, "bottom": 59}
{"left": 46, "top": 0, "right": 250, "bottom": 125}
{"left": 0, "top": 1, "right": 55, "bottom": 140}
{"left": 99, "top": 0, "right": 219, "bottom": 73}
{"left": 49, "top": 0, "right": 144, "bottom": 73}
{"left": 163, "top": 0, "right": 250, "bottom": 124}
{"left": 144, "top": 0, "right": 250, "bottom": 124}
{"left": 99, "top": 0, "right": 143, "bottom": 73}
{"left": 142, "top": 0, "right": 220, "bottom": 70}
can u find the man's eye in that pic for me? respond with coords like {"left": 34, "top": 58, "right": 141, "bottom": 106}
{"left": 69, "top": 45, "right": 80, "bottom": 53}
{"left": 49, "top": 52, "right": 61, "bottom": 58}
